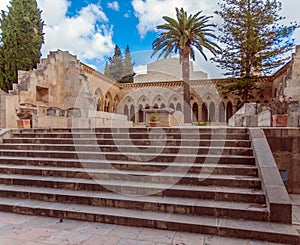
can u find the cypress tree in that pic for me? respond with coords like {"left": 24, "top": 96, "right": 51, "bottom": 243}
{"left": 0, "top": 0, "right": 44, "bottom": 92}
{"left": 108, "top": 45, "right": 124, "bottom": 81}
{"left": 120, "top": 45, "right": 135, "bottom": 83}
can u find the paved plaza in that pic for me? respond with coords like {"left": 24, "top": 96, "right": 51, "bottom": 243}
{"left": 0, "top": 195, "right": 298, "bottom": 245}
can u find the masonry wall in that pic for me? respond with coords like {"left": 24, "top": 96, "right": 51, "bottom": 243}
{"left": 264, "top": 128, "right": 300, "bottom": 194}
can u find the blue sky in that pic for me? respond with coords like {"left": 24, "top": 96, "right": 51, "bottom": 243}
{"left": 1, "top": 0, "right": 300, "bottom": 78}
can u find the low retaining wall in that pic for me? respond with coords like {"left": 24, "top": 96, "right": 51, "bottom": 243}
{"left": 250, "top": 128, "right": 292, "bottom": 223}
{"left": 264, "top": 128, "right": 300, "bottom": 194}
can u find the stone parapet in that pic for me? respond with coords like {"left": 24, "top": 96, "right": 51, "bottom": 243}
{"left": 250, "top": 128, "right": 292, "bottom": 224}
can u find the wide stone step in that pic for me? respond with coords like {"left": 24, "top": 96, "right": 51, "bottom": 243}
{"left": 0, "top": 172, "right": 261, "bottom": 189}
{"left": 12, "top": 132, "right": 250, "bottom": 140}
{"left": 0, "top": 184, "right": 268, "bottom": 221}
{"left": 0, "top": 144, "right": 254, "bottom": 156}
{"left": 4, "top": 138, "right": 252, "bottom": 147}
{"left": 0, "top": 168, "right": 264, "bottom": 202}
{"left": 0, "top": 197, "right": 297, "bottom": 244}
{"left": 0, "top": 161, "right": 258, "bottom": 177}
{"left": 13, "top": 127, "right": 249, "bottom": 134}
{"left": 0, "top": 149, "right": 256, "bottom": 164}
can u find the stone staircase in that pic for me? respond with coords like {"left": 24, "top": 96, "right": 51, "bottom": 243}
{"left": 0, "top": 127, "right": 298, "bottom": 244}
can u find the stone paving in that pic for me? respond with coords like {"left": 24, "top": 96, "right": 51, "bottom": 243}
{"left": 0, "top": 195, "right": 299, "bottom": 245}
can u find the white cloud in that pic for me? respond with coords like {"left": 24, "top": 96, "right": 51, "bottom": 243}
{"left": 0, "top": 0, "right": 115, "bottom": 66}
{"left": 37, "top": 1, "right": 114, "bottom": 64}
{"left": 132, "top": 0, "right": 214, "bottom": 38}
{"left": 107, "top": 1, "right": 120, "bottom": 11}
{"left": 134, "top": 64, "right": 147, "bottom": 75}
{"left": 0, "top": 0, "right": 9, "bottom": 12}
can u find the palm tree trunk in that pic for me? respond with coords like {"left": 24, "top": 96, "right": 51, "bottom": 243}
{"left": 182, "top": 48, "right": 191, "bottom": 124}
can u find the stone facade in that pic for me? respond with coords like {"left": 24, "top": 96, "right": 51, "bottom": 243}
{"left": 1, "top": 47, "right": 299, "bottom": 128}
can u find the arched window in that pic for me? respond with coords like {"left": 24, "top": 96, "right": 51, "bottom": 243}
{"left": 169, "top": 103, "right": 175, "bottom": 110}
{"left": 160, "top": 103, "right": 166, "bottom": 109}
{"left": 192, "top": 102, "right": 198, "bottom": 122}
{"left": 219, "top": 102, "right": 225, "bottom": 122}
{"left": 154, "top": 104, "right": 159, "bottom": 109}
{"left": 226, "top": 102, "right": 233, "bottom": 122}
{"left": 176, "top": 103, "right": 182, "bottom": 111}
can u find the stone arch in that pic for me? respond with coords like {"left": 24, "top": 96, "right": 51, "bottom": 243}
{"left": 152, "top": 95, "right": 166, "bottom": 109}
{"left": 137, "top": 95, "right": 150, "bottom": 108}
{"left": 168, "top": 95, "right": 181, "bottom": 111}
{"left": 176, "top": 103, "right": 182, "bottom": 111}
{"left": 170, "top": 103, "right": 175, "bottom": 110}
{"left": 122, "top": 96, "right": 135, "bottom": 121}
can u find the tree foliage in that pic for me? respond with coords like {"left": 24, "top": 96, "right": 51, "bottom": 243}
{"left": 213, "top": 0, "right": 299, "bottom": 78}
{"left": 104, "top": 45, "right": 135, "bottom": 83}
{"left": 152, "top": 7, "right": 220, "bottom": 123}
{"left": 0, "top": 0, "right": 44, "bottom": 92}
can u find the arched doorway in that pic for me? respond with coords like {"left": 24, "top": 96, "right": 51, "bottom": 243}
{"left": 226, "top": 102, "right": 233, "bottom": 122}
{"left": 138, "top": 104, "right": 144, "bottom": 122}
{"left": 192, "top": 102, "right": 198, "bottom": 122}
{"left": 124, "top": 105, "right": 129, "bottom": 119}
{"left": 130, "top": 104, "right": 135, "bottom": 122}
{"left": 219, "top": 102, "right": 226, "bottom": 122}
{"left": 209, "top": 102, "right": 215, "bottom": 122}
{"left": 202, "top": 103, "right": 208, "bottom": 122}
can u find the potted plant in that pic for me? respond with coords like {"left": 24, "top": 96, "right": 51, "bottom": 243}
{"left": 148, "top": 112, "right": 159, "bottom": 127}
{"left": 269, "top": 96, "right": 292, "bottom": 127}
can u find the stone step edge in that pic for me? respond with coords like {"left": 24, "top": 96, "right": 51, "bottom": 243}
{"left": 0, "top": 197, "right": 297, "bottom": 244}
{"left": 0, "top": 156, "right": 256, "bottom": 167}
{"left": 0, "top": 162, "right": 258, "bottom": 172}
{"left": 0, "top": 184, "right": 268, "bottom": 214}
{"left": 0, "top": 149, "right": 255, "bottom": 159}
{"left": 0, "top": 170, "right": 261, "bottom": 182}
{"left": 0, "top": 143, "right": 253, "bottom": 151}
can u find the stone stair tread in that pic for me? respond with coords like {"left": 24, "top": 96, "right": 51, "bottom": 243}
{"left": 0, "top": 170, "right": 260, "bottom": 181}
{"left": 0, "top": 149, "right": 254, "bottom": 159}
{"left": 0, "top": 197, "right": 296, "bottom": 238}
{"left": 0, "top": 162, "right": 257, "bottom": 171}
{"left": 0, "top": 155, "right": 256, "bottom": 166}
{"left": 0, "top": 184, "right": 267, "bottom": 211}
{"left": 7, "top": 137, "right": 251, "bottom": 144}
{"left": 0, "top": 180, "right": 263, "bottom": 195}
{"left": 0, "top": 173, "right": 261, "bottom": 191}
{"left": 0, "top": 143, "right": 253, "bottom": 150}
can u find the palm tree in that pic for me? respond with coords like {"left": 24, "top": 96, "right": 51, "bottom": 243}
{"left": 152, "top": 7, "right": 220, "bottom": 123}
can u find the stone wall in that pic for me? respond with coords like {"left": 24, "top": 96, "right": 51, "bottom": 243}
{"left": 0, "top": 93, "right": 18, "bottom": 128}
{"left": 264, "top": 128, "right": 300, "bottom": 194}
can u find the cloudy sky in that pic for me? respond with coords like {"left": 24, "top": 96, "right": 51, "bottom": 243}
{"left": 0, "top": 0, "right": 299, "bottom": 78}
